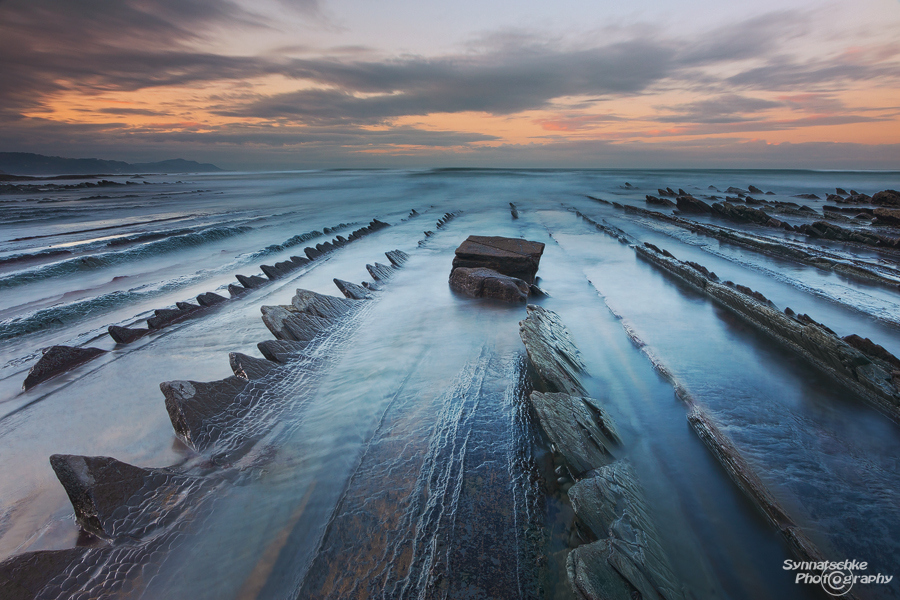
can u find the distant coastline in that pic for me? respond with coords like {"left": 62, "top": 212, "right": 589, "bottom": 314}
{"left": 0, "top": 152, "right": 222, "bottom": 176}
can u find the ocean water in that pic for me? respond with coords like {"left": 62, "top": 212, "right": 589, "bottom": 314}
{"left": 0, "top": 169, "right": 898, "bottom": 599}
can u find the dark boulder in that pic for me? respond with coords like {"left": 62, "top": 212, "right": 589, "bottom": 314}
{"left": 176, "top": 301, "right": 200, "bottom": 311}
{"left": 873, "top": 190, "right": 900, "bottom": 206}
{"left": 836, "top": 187, "right": 848, "bottom": 195}
{"left": 748, "top": 185, "right": 763, "bottom": 194}
{"left": 228, "top": 283, "right": 247, "bottom": 297}
{"left": 23, "top": 345, "right": 106, "bottom": 390}
{"left": 451, "top": 235, "right": 545, "bottom": 284}
{"left": 873, "top": 207, "right": 900, "bottom": 225}
{"left": 108, "top": 325, "right": 149, "bottom": 344}
{"left": 725, "top": 186, "right": 748, "bottom": 195}
{"left": 449, "top": 267, "right": 529, "bottom": 303}
{"left": 794, "top": 193, "right": 820, "bottom": 200}
{"left": 304, "top": 246, "right": 323, "bottom": 260}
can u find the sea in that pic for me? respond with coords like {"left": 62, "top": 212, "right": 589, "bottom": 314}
{"left": 0, "top": 168, "right": 898, "bottom": 599}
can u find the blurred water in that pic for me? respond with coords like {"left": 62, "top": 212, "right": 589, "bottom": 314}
{"left": 0, "top": 169, "right": 898, "bottom": 599}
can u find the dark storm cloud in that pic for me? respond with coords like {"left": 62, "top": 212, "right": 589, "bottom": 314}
{"left": 212, "top": 41, "right": 675, "bottom": 124}
{"left": 1, "top": 1, "right": 896, "bottom": 128}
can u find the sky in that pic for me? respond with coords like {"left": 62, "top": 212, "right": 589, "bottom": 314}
{"left": 0, "top": 0, "right": 898, "bottom": 170}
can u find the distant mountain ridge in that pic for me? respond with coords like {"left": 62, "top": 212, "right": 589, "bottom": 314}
{"left": 0, "top": 152, "right": 222, "bottom": 175}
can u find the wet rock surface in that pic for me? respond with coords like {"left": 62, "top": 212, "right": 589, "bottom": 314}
{"left": 872, "top": 189, "right": 900, "bottom": 206}
{"left": 635, "top": 243, "right": 900, "bottom": 420}
{"left": 449, "top": 266, "right": 530, "bottom": 303}
{"left": 567, "top": 461, "right": 687, "bottom": 600}
{"left": 451, "top": 235, "right": 545, "bottom": 284}
{"left": 229, "top": 352, "right": 280, "bottom": 380}
{"left": 529, "top": 392, "right": 619, "bottom": 476}
{"left": 160, "top": 376, "right": 250, "bottom": 451}
{"left": 49, "top": 454, "right": 200, "bottom": 540}
{"left": 108, "top": 325, "right": 150, "bottom": 344}
{"left": 333, "top": 278, "right": 372, "bottom": 300}
{"left": 23, "top": 345, "right": 106, "bottom": 390}
{"left": 675, "top": 195, "right": 711, "bottom": 213}
{"left": 519, "top": 305, "right": 587, "bottom": 395}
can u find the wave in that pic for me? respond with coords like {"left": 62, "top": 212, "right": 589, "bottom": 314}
{"left": 0, "top": 248, "right": 73, "bottom": 268}
{"left": 0, "top": 224, "right": 341, "bottom": 341}
{"left": 0, "top": 225, "right": 253, "bottom": 290}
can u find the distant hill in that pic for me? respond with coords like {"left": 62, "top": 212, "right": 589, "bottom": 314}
{"left": 0, "top": 152, "right": 223, "bottom": 175}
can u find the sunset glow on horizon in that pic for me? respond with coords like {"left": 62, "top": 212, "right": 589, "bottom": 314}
{"left": 1, "top": 0, "right": 899, "bottom": 169}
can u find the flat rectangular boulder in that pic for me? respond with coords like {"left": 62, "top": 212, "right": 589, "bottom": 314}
{"left": 452, "top": 235, "right": 544, "bottom": 283}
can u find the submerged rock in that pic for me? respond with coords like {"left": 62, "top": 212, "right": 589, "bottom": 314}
{"left": 235, "top": 274, "right": 267, "bottom": 289}
{"left": 49, "top": 454, "right": 199, "bottom": 540}
{"left": 529, "top": 392, "right": 619, "bottom": 476}
{"left": 519, "top": 305, "right": 587, "bottom": 395}
{"left": 260, "top": 305, "right": 331, "bottom": 342}
{"left": 635, "top": 244, "right": 900, "bottom": 420}
{"left": 675, "top": 195, "right": 712, "bottom": 213}
{"left": 510, "top": 202, "right": 519, "bottom": 219}
{"left": 366, "top": 262, "right": 395, "bottom": 281}
{"left": 257, "top": 339, "right": 310, "bottom": 363}
{"left": 229, "top": 352, "right": 279, "bottom": 380}
{"left": 567, "top": 461, "right": 686, "bottom": 600}
{"left": 196, "top": 291, "right": 227, "bottom": 307}
{"left": 292, "top": 289, "right": 361, "bottom": 319}
{"left": 451, "top": 235, "right": 545, "bottom": 284}
{"left": 108, "top": 325, "right": 150, "bottom": 344}
{"left": 160, "top": 376, "right": 249, "bottom": 451}
{"left": 147, "top": 306, "right": 198, "bottom": 329}
{"left": 23, "top": 345, "right": 106, "bottom": 390}
{"left": 334, "top": 278, "right": 372, "bottom": 300}
{"left": 449, "top": 267, "right": 530, "bottom": 303}
{"left": 385, "top": 249, "right": 409, "bottom": 267}
{"left": 646, "top": 195, "right": 676, "bottom": 207}
{"left": 0, "top": 547, "right": 94, "bottom": 600}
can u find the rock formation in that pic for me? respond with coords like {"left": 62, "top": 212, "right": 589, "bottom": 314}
{"left": 23, "top": 346, "right": 106, "bottom": 390}
{"left": 449, "top": 267, "right": 530, "bottom": 303}
{"left": 451, "top": 235, "right": 544, "bottom": 283}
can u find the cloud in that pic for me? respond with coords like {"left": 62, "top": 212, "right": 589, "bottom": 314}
{"left": 656, "top": 95, "right": 784, "bottom": 124}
